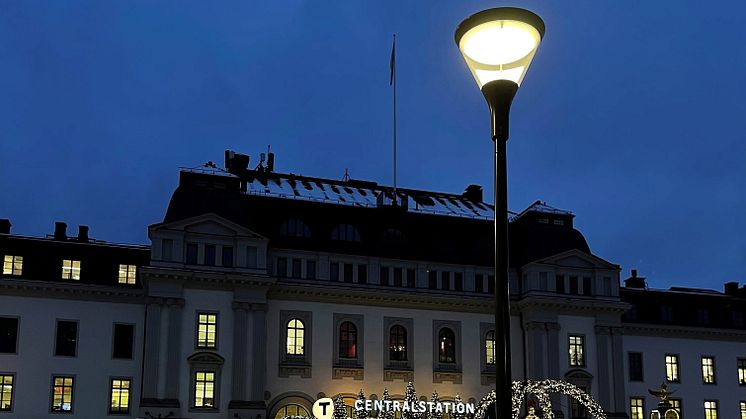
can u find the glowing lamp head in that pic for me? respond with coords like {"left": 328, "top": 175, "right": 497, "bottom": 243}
{"left": 455, "top": 7, "right": 545, "bottom": 88}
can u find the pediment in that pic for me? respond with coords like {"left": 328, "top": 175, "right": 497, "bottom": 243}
{"left": 526, "top": 249, "right": 618, "bottom": 270}
{"left": 187, "top": 351, "right": 225, "bottom": 365}
{"left": 149, "top": 213, "right": 266, "bottom": 240}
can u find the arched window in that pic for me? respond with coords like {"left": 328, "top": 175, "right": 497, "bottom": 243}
{"left": 280, "top": 219, "right": 311, "bottom": 238}
{"left": 339, "top": 321, "right": 357, "bottom": 359}
{"left": 274, "top": 403, "right": 310, "bottom": 419}
{"left": 389, "top": 325, "right": 408, "bottom": 361}
{"left": 438, "top": 328, "right": 456, "bottom": 363}
{"left": 286, "top": 319, "right": 305, "bottom": 355}
{"left": 485, "top": 330, "right": 496, "bottom": 365}
{"left": 331, "top": 224, "right": 361, "bottom": 242}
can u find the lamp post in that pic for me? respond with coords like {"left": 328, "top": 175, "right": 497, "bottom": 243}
{"left": 455, "top": 8, "right": 545, "bottom": 419}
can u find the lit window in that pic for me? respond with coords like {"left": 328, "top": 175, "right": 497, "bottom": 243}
{"left": 666, "top": 354, "right": 680, "bottom": 382}
{"left": 740, "top": 401, "right": 746, "bottom": 419}
{"left": 704, "top": 400, "right": 718, "bottom": 419}
{"left": 702, "top": 356, "right": 716, "bottom": 384}
{"left": 739, "top": 359, "right": 746, "bottom": 385}
{"left": 2, "top": 255, "right": 22, "bottom": 276}
{"left": 630, "top": 398, "right": 644, "bottom": 419}
{"left": 485, "top": 330, "right": 496, "bottom": 365}
{"left": 286, "top": 319, "right": 304, "bottom": 355}
{"left": 118, "top": 264, "right": 137, "bottom": 285}
{"left": 438, "top": 328, "right": 456, "bottom": 363}
{"left": 339, "top": 321, "right": 357, "bottom": 359}
{"left": 61, "top": 260, "right": 81, "bottom": 280}
{"left": 109, "top": 379, "right": 130, "bottom": 414}
{"left": 0, "top": 374, "right": 13, "bottom": 412}
{"left": 280, "top": 219, "right": 311, "bottom": 238}
{"left": 669, "top": 399, "right": 682, "bottom": 418}
{"left": 196, "top": 313, "right": 217, "bottom": 349}
{"left": 553, "top": 219, "right": 564, "bottom": 226}
{"left": 51, "top": 376, "right": 74, "bottom": 412}
{"left": 389, "top": 325, "right": 407, "bottom": 361}
{"left": 194, "top": 371, "right": 215, "bottom": 408}
{"left": 569, "top": 335, "right": 585, "bottom": 366}
{"left": 275, "top": 404, "right": 310, "bottom": 419}
{"left": 331, "top": 224, "right": 361, "bottom": 242}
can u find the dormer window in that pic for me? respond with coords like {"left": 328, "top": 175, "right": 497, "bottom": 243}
{"left": 538, "top": 218, "right": 549, "bottom": 224}
{"left": 331, "top": 224, "right": 361, "bottom": 242}
{"left": 553, "top": 219, "right": 564, "bottom": 226}
{"left": 280, "top": 219, "right": 311, "bottom": 238}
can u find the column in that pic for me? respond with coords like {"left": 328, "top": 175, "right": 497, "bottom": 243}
{"left": 156, "top": 302, "right": 171, "bottom": 398}
{"left": 142, "top": 299, "right": 163, "bottom": 401}
{"left": 231, "top": 302, "right": 251, "bottom": 403}
{"left": 523, "top": 321, "right": 546, "bottom": 379}
{"left": 251, "top": 303, "right": 267, "bottom": 401}
{"left": 610, "top": 327, "right": 626, "bottom": 414}
{"left": 545, "top": 322, "right": 562, "bottom": 418}
{"left": 594, "top": 325, "right": 612, "bottom": 410}
{"left": 164, "top": 298, "right": 184, "bottom": 401}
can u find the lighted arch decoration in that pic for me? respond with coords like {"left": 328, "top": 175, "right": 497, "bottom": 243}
{"left": 474, "top": 380, "right": 606, "bottom": 419}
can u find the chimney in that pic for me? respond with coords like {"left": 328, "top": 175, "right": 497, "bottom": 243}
{"left": 77, "top": 225, "right": 89, "bottom": 243}
{"left": 54, "top": 222, "right": 67, "bottom": 241}
{"left": 463, "top": 184, "right": 483, "bottom": 202}
{"left": 724, "top": 281, "right": 739, "bottom": 295}
{"left": 267, "top": 152, "right": 275, "bottom": 172}
{"left": 0, "top": 219, "right": 10, "bottom": 234}
{"left": 624, "top": 269, "right": 647, "bottom": 289}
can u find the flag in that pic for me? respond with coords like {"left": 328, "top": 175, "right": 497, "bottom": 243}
{"left": 390, "top": 34, "right": 396, "bottom": 85}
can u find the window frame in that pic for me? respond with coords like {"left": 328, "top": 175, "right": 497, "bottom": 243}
{"left": 192, "top": 370, "right": 218, "bottom": 410}
{"left": 628, "top": 352, "right": 644, "bottom": 382}
{"left": 333, "top": 313, "right": 364, "bottom": 368}
{"left": 117, "top": 264, "right": 137, "bottom": 285}
{"left": 2, "top": 255, "right": 23, "bottom": 276}
{"left": 338, "top": 321, "right": 358, "bottom": 360}
{"left": 0, "top": 373, "right": 14, "bottom": 413}
{"left": 703, "top": 400, "right": 718, "bottom": 419}
{"left": 111, "top": 323, "right": 135, "bottom": 360}
{"left": 194, "top": 311, "right": 219, "bottom": 350}
{"left": 0, "top": 317, "right": 19, "bottom": 354}
{"left": 279, "top": 310, "right": 312, "bottom": 369}
{"left": 61, "top": 259, "right": 81, "bottom": 281}
{"left": 630, "top": 397, "right": 645, "bottom": 419}
{"left": 737, "top": 358, "right": 746, "bottom": 386}
{"left": 54, "top": 320, "right": 79, "bottom": 358}
{"left": 185, "top": 242, "right": 199, "bottom": 264}
{"left": 108, "top": 377, "right": 132, "bottom": 415}
{"left": 665, "top": 353, "right": 681, "bottom": 383}
{"left": 49, "top": 374, "right": 75, "bottom": 414}
{"left": 568, "top": 334, "right": 586, "bottom": 367}
{"left": 384, "top": 317, "right": 413, "bottom": 370}
{"left": 701, "top": 355, "right": 716, "bottom": 384}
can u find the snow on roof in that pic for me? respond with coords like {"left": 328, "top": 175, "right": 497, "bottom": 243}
{"left": 514, "top": 200, "right": 574, "bottom": 220}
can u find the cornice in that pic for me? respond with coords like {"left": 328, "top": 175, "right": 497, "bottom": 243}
{"left": 141, "top": 266, "right": 275, "bottom": 289}
{"left": 0, "top": 278, "right": 144, "bottom": 303}
{"left": 514, "top": 294, "right": 630, "bottom": 315}
{"left": 623, "top": 323, "right": 746, "bottom": 342}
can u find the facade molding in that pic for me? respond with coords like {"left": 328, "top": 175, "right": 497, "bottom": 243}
{"left": 624, "top": 323, "right": 746, "bottom": 342}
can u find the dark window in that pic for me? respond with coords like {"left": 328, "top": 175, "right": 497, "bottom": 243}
{"left": 406, "top": 269, "right": 415, "bottom": 288}
{"left": 570, "top": 386, "right": 589, "bottom": 418}
{"left": 629, "top": 352, "right": 643, "bottom": 381}
{"left": 357, "top": 265, "right": 367, "bottom": 284}
{"left": 428, "top": 270, "right": 437, "bottom": 290}
{"left": 204, "top": 245, "right": 216, "bottom": 266}
{"left": 162, "top": 239, "right": 173, "bottom": 261}
{"left": 277, "top": 257, "right": 287, "bottom": 278}
{"left": 306, "top": 260, "right": 316, "bottom": 279}
{"left": 556, "top": 275, "right": 565, "bottom": 294}
{"left": 438, "top": 328, "right": 456, "bottom": 363}
{"left": 661, "top": 305, "right": 674, "bottom": 322}
{"left": 112, "top": 324, "right": 134, "bottom": 359}
{"left": 344, "top": 263, "right": 354, "bottom": 283}
{"left": 280, "top": 218, "right": 311, "bottom": 238}
{"left": 330, "top": 262, "right": 339, "bottom": 281}
{"left": 55, "top": 321, "right": 78, "bottom": 357}
{"left": 221, "top": 246, "right": 233, "bottom": 267}
{"left": 697, "top": 308, "right": 710, "bottom": 325}
{"left": 292, "top": 259, "right": 302, "bottom": 278}
{"left": 0, "top": 318, "right": 18, "bottom": 353}
{"left": 441, "top": 272, "right": 450, "bottom": 290}
{"left": 246, "top": 246, "right": 258, "bottom": 268}
{"left": 331, "top": 224, "right": 361, "bottom": 242}
{"left": 475, "top": 274, "right": 484, "bottom": 293}
{"left": 487, "top": 275, "right": 495, "bottom": 294}
{"left": 186, "top": 243, "right": 198, "bottom": 264}
{"left": 394, "top": 268, "right": 403, "bottom": 287}
{"left": 389, "top": 325, "right": 407, "bottom": 361}
{"left": 569, "top": 275, "right": 579, "bottom": 294}
{"left": 380, "top": 267, "right": 389, "bottom": 286}
{"left": 455, "top": 273, "right": 463, "bottom": 291}
{"left": 583, "top": 276, "right": 592, "bottom": 296}
{"left": 339, "top": 321, "right": 357, "bottom": 359}
{"left": 733, "top": 311, "right": 744, "bottom": 328}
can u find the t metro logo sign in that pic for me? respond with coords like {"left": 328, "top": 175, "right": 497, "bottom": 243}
{"left": 313, "top": 398, "right": 335, "bottom": 419}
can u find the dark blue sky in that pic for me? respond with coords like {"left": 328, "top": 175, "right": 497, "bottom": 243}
{"left": 1, "top": 1, "right": 744, "bottom": 290}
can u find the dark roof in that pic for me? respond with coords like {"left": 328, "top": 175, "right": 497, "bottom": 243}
{"left": 163, "top": 169, "right": 594, "bottom": 268}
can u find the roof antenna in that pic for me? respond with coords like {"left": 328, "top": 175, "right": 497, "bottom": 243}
{"left": 343, "top": 168, "right": 351, "bottom": 182}
{"left": 390, "top": 33, "right": 398, "bottom": 205}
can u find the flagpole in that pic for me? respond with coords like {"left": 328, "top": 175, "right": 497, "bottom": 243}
{"left": 391, "top": 34, "right": 397, "bottom": 204}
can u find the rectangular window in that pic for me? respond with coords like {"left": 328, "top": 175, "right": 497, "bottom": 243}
{"left": 666, "top": 354, "right": 680, "bottom": 382}
{"left": 204, "top": 244, "right": 216, "bottom": 266}
{"left": 0, "top": 374, "right": 13, "bottom": 412}
{"left": 277, "top": 257, "right": 288, "bottom": 278}
{"left": 583, "top": 276, "right": 592, "bottom": 296}
{"left": 357, "top": 264, "right": 367, "bottom": 284}
{"left": 629, "top": 352, "right": 644, "bottom": 381}
{"left": 539, "top": 272, "right": 548, "bottom": 290}
{"left": 704, "top": 400, "right": 718, "bottom": 419}
{"left": 55, "top": 320, "right": 78, "bottom": 357}
{"left": 569, "top": 335, "right": 585, "bottom": 366}
{"left": 186, "top": 243, "right": 198, "bottom": 264}
{"left": 661, "top": 305, "right": 674, "bottom": 322}
{"left": 569, "top": 275, "right": 579, "bottom": 294}
{"left": 738, "top": 359, "right": 746, "bottom": 385}
{"left": 697, "top": 308, "right": 710, "bottom": 325}
{"left": 222, "top": 246, "right": 233, "bottom": 267}
{"left": 630, "top": 398, "right": 645, "bottom": 419}
{"left": 556, "top": 275, "right": 565, "bottom": 294}
{"left": 109, "top": 378, "right": 131, "bottom": 414}
{"left": 733, "top": 311, "right": 744, "bottom": 328}
{"left": 406, "top": 268, "right": 415, "bottom": 288}
{"left": 428, "top": 270, "right": 437, "bottom": 290}
{"left": 344, "top": 263, "right": 354, "bottom": 283}
{"left": 475, "top": 274, "right": 484, "bottom": 293}
{"left": 441, "top": 271, "right": 450, "bottom": 290}
{"left": 51, "top": 376, "right": 74, "bottom": 412}
{"left": 196, "top": 313, "right": 217, "bottom": 349}
{"left": 246, "top": 246, "right": 258, "bottom": 268}
{"left": 162, "top": 239, "right": 173, "bottom": 261}
{"left": 0, "top": 318, "right": 18, "bottom": 353}
{"left": 330, "top": 262, "right": 339, "bottom": 281}
{"left": 702, "top": 356, "right": 716, "bottom": 384}
{"left": 61, "top": 260, "right": 81, "bottom": 280}
{"left": 112, "top": 324, "right": 134, "bottom": 359}
{"left": 487, "top": 275, "right": 495, "bottom": 294}
{"left": 603, "top": 276, "right": 612, "bottom": 295}
{"left": 554, "top": 219, "right": 564, "bottom": 226}
{"left": 740, "top": 401, "right": 745, "bottom": 419}
{"left": 117, "top": 264, "right": 137, "bottom": 285}
{"left": 194, "top": 371, "right": 216, "bottom": 408}
{"left": 670, "top": 399, "right": 682, "bottom": 418}
{"left": 570, "top": 386, "right": 589, "bottom": 418}
{"left": 393, "top": 268, "right": 403, "bottom": 287}
{"left": 455, "top": 272, "right": 463, "bottom": 291}
{"left": 292, "top": 259, "right": 302, "bottom": 279}
{"left": 2, "top": 255, "right": 22, "bottom": 276}
{"left": 306, "top": 260, "right": 317, "bottom": 280}
{"left": 380, "top": 266, "right": 389, "bottom": 286}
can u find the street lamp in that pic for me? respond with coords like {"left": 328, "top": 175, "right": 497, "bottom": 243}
{"left": 455, "top": 7, "right": 545, "bottom": 419}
